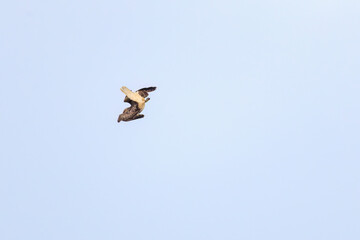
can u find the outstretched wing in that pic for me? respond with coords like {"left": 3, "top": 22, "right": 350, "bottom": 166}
{"left": 118, "top": 105, "right": 141, "bottom": 122}
{"left": 137, "top": 86, "right": 157, "bottom": 98}
{"left": 121, "top": 86, "right": 144, "bottom": 103}
{"left": 137, "top": 86, "right": 156, "bottom": 92}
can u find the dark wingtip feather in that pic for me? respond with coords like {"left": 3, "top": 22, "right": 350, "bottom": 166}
{"left": 138, "top": 86, "right": 156, "bottom": 92}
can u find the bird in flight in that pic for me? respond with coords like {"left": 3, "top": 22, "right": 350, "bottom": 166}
{"left": 117, "top": 86, "right": 157, "bottom": 122}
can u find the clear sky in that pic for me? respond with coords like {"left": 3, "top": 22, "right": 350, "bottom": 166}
{"left": 1, "top": 0, "right": 359, "bottom": 239}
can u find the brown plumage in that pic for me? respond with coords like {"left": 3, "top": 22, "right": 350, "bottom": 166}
{"left": 117, "top": 86, "right": 156, "bottom": 122}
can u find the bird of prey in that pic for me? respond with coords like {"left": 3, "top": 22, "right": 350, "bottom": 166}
{"left": 117, "top": 86, "right": 157, "bottom": 122}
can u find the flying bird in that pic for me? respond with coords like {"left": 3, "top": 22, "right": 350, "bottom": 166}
{"left": 117, "top": 86, "right": 157, "bottom": 122}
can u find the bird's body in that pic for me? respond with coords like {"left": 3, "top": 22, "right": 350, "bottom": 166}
{"left": 117, "top": 86, "right": 156, "bottom": 122}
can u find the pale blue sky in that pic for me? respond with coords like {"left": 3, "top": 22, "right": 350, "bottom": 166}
{"left": 1, "top": 0, "right": 359, "bottom": 239}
